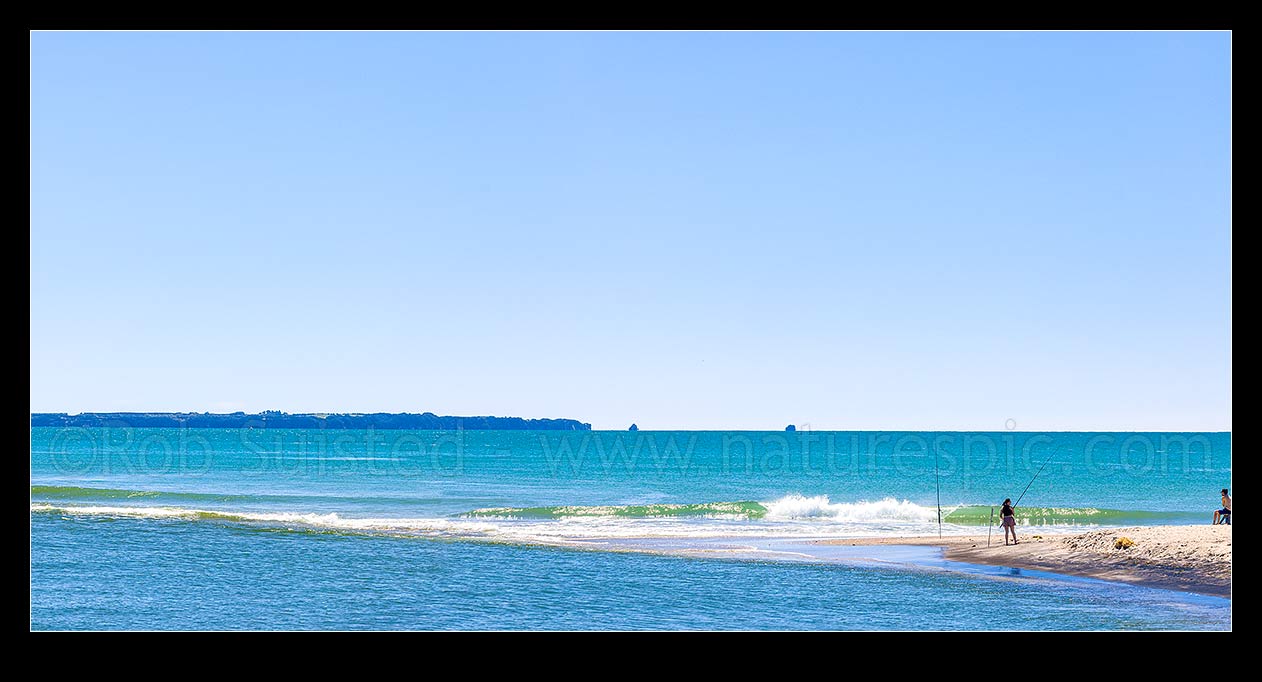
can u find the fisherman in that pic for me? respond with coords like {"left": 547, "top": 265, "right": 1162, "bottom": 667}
{"left": 1213, "top": 488, "right": 1231, "bottom": 525}
{"left": 1000, "top": 498, "right": 1018, "bottom": 545}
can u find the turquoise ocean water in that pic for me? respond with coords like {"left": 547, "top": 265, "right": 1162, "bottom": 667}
{"left": 30, "top": 428, "right": 1231, "bottom": 630}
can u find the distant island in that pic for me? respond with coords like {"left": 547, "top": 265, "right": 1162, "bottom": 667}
{"left": 30, "top": 411, "right": 592, "bottom": 431}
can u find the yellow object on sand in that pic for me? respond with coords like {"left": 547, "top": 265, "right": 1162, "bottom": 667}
{"left": 1114, "top": 537, "right": 1136, "bottom": 550}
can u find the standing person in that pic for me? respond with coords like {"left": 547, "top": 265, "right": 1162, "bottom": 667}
{"left": 1214, "top": 488, "right": 1231, "bottom": 525}
{"left": 1000, "top": 498, "right": 1018, "bottom": 545}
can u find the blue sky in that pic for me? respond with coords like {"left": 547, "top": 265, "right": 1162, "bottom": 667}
{"left": 30, "top": 31, "right": 1231, "bottom": 430}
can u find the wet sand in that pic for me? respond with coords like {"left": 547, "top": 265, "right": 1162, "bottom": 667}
{"left": 815, "top": 524, "right": 1232, "bottom": 597}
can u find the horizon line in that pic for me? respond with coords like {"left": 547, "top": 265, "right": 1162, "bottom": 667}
{"left": 28, "top": 410, "right": 1231, "bottom": 434}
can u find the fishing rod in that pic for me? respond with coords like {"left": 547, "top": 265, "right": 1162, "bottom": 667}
{"left": 987, "top": 507, "right": 994, "bottom": 547}
{"left": 934, "top": 447, "right": 942, "bottom": 538}
{"left": 1014, "top": 448, "right": 1057, "bottom": 509}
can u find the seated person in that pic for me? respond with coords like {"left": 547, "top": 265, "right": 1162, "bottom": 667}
{"left": 1213, "top": 488, "right": 1231, "bottom": 525}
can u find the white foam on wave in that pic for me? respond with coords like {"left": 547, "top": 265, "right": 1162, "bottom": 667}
{"left": 31, "top": 499, "right": 970, "bottom": 545}
{"left": 42, "top": 495, "right": 1101, "bottom": 546}
{"left": 761, "top": 494, "right": 949, "bottom": 523}
{"left": 31, "top": 503, "right": 196, "bottom": 518}
{"left": 31, "top": 503, "right": 503, "bottom": 537}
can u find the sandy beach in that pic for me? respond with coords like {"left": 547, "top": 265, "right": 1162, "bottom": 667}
{"left": 817, "top": 525, "right": 1232, "bottom": 597}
